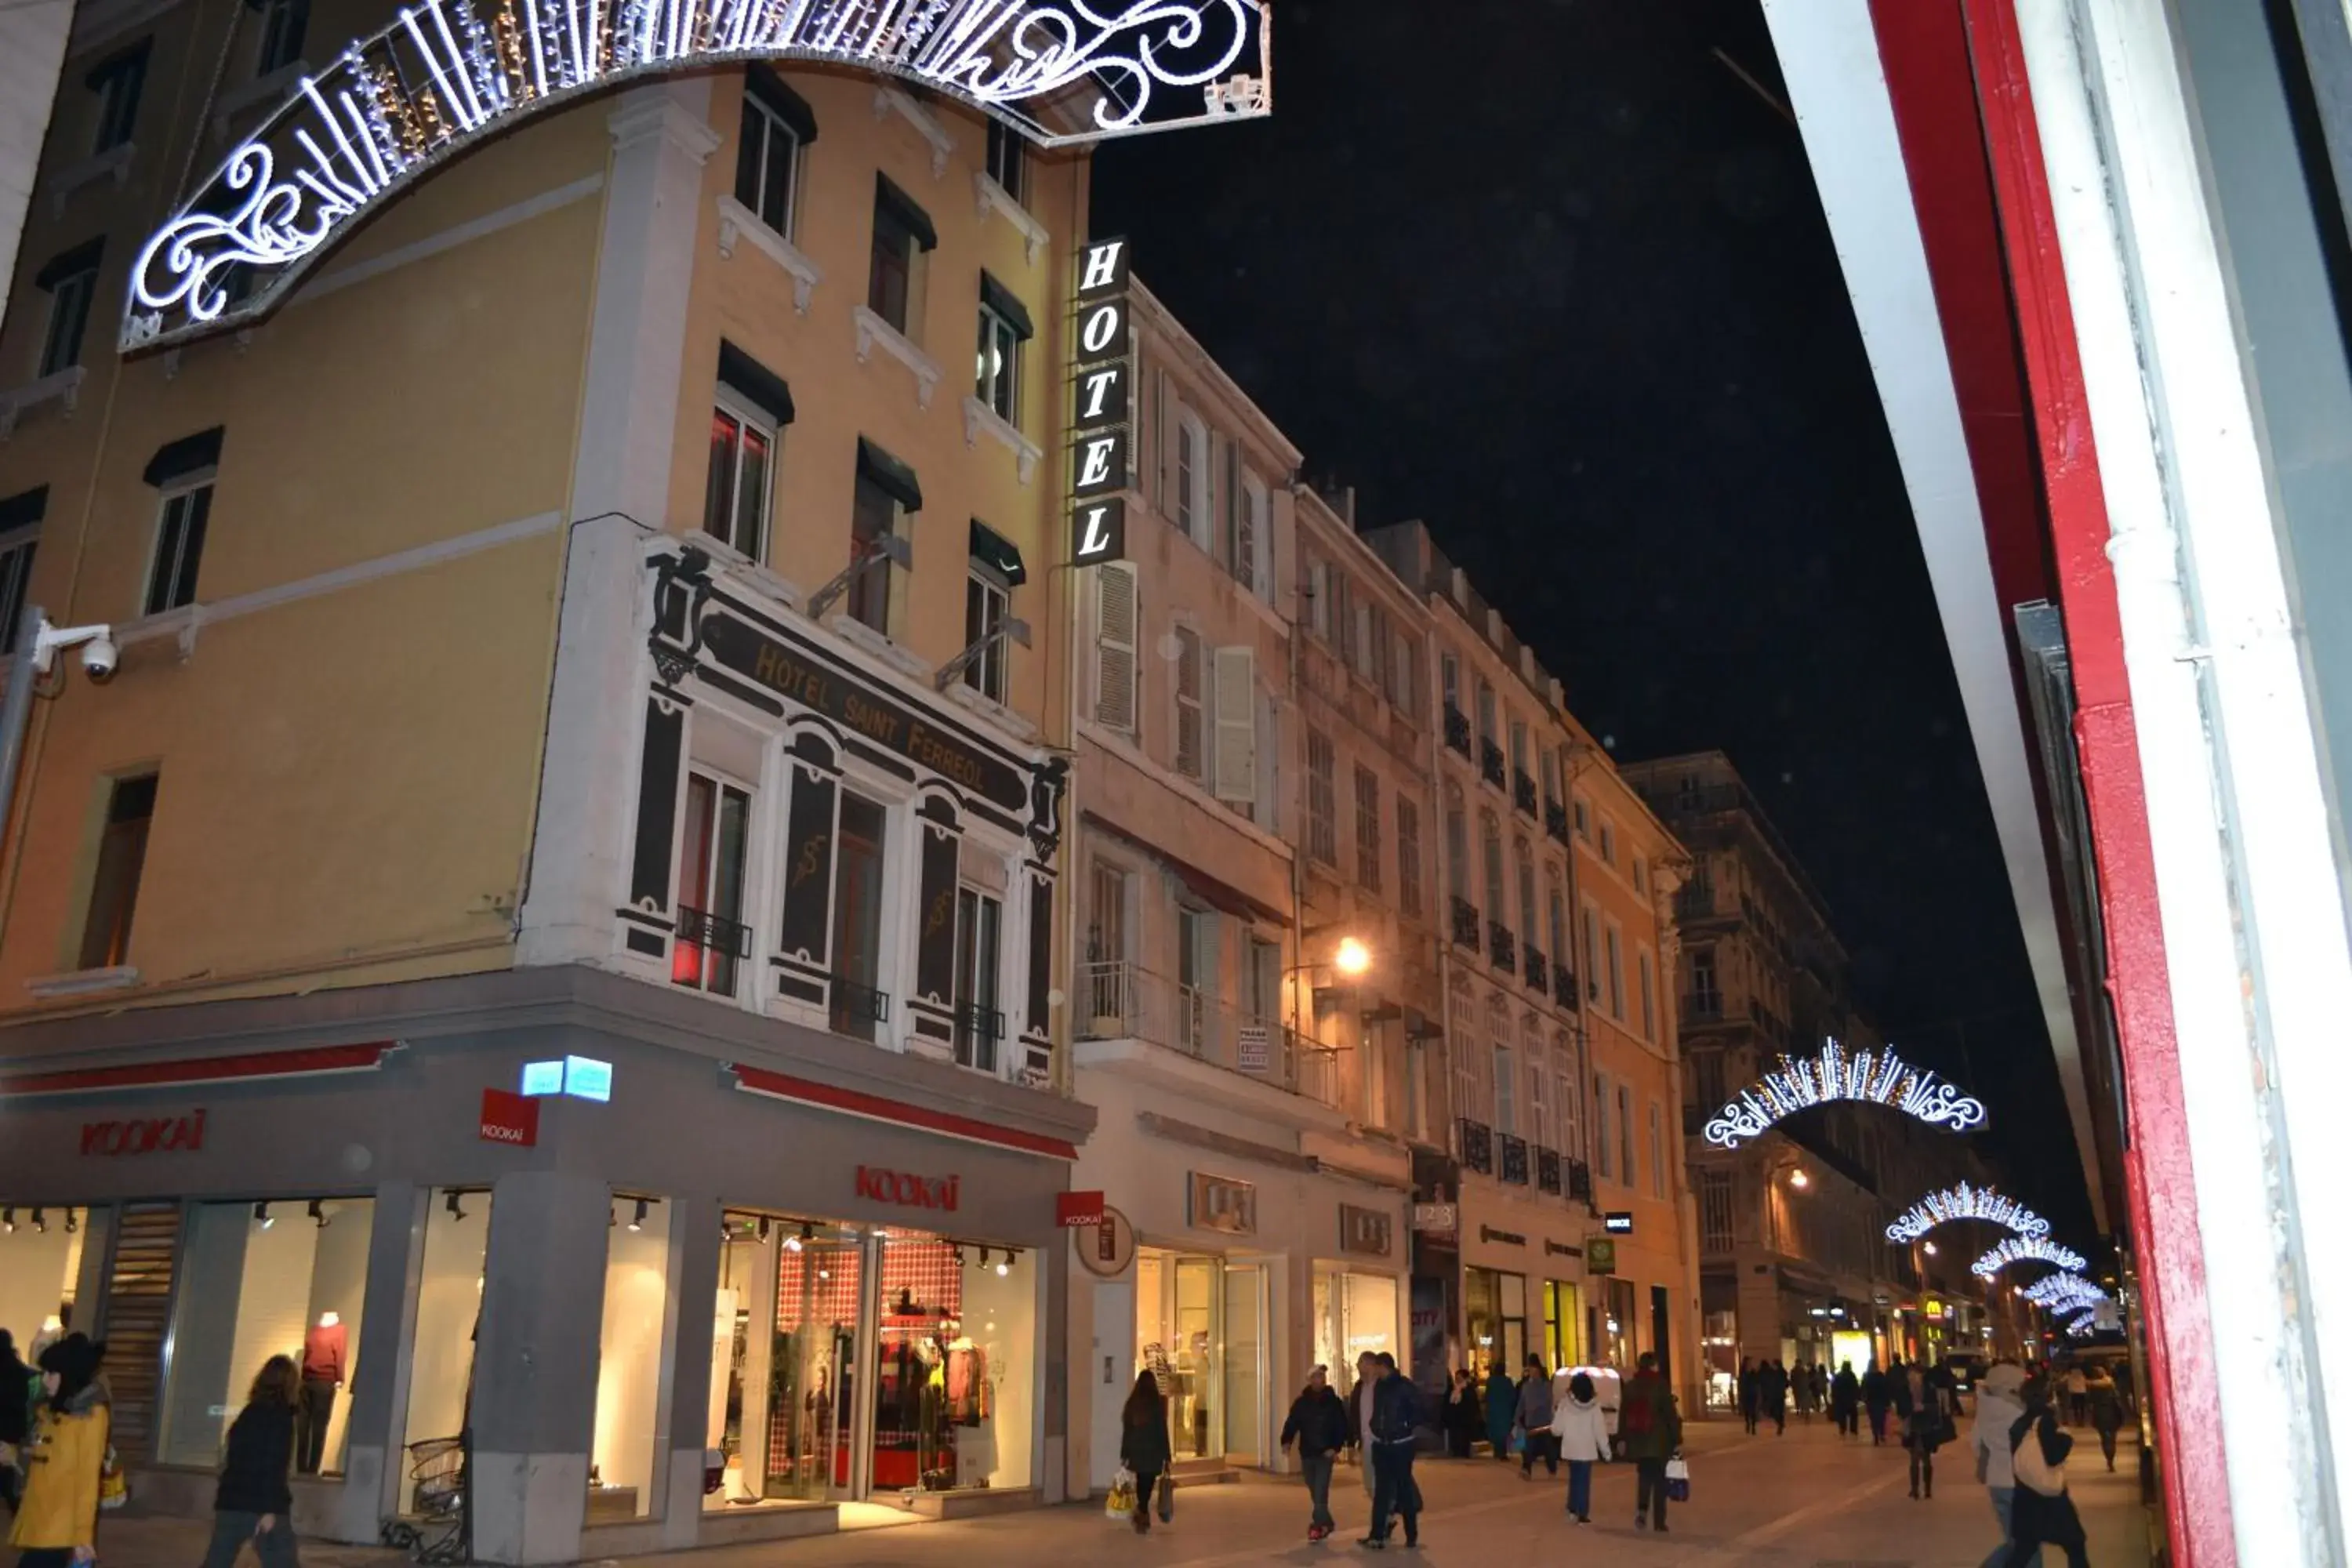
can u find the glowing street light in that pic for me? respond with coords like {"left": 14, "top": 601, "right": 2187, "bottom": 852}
{"left": 1334, "top": 936, "right": 1373, "bottom": 977}
{"left": 1788, "top": 1168, "right": 1811, "bottom": 1189}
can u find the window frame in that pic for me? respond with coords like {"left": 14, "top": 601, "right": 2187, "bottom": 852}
{"left": 79, "top": 771, "right": 158, "bottom": 971}
{"left": 703, "top": 387, "right": 778, "bottom": 562}
{"left": 964, "top": 557, "right": 1012, "bottom": 703}
{"left": 1396, "top": 795, "right": 1423, "bottom": 920}
{"left": 39, "top": 264, "right": 96, "bottom": 378}
{"left": 983, "top": 117, "right": 1024, "bottom": 203}
{"left": 1173, "top": 623, "right": 1205, "bottom": 781}
{"left": 144, "top": 476, "right": 213, "bottom": 616}
{"left": 1306, "top": 728, "right": 1338, "bottom": 866}
{"left": 735, "top": 81, "right": 805, "bottom": 238}
{"left": 0, "top": 525, "right": 36, "bottom": 651}
{"left": 952, "top": 884, "right": 1004, "bottom": 1074}
{"left": 672, "top": 768, "right": 753, "bottom": 997}
{"left": 255, "top": 0, "right": 309, "bottom": 76}
{"left": 89, "top": 47, "right": 147, "bottom": 154}
{"left": 975, "top": 298, "right": 1022, "bottom": 422}
{"left": 1353, "top": 764, "right": 1381, "bottom": 892}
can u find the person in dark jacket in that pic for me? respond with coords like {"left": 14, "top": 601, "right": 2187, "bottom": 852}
{"left": 203, "top": 1356, "right": 302, "bottom": 1568}
{"left": 1443, "top": 1369, "right": 1480, "bottom": 1458}
{"left": 1119, "top": 1370, "right": 1171, "bottom": 1537}
{"left": 1621, "top": 1352, "right": 1683, "bottom": 1533}
{"left": 1362, "top": 1354, "right": 1424, "bottom": 1550}
{"left": 1762, "top": 1359, "right": 1790, "bottom": 1435}
{"left": 1830, "top": 1361, "right": 1861, "bottom": 1437}
{"left": 2086, "top": 1370, "right": 2125, "bottom": 1472}
{"left": 1864, "top": 1360, "right": 1894, "bottom": 1445}
{"left": 1279, "top": 1366, "right": 1350, "bottom": 1542}
{"left": 1737, "top": 1359, "right": 1760, "bottom": 1434}
{"left": 2006, "top": 1374, "right": 2090, "bottom": 1566}
{"left": 0, "top": 1330, "right": 30, "bottom": 1512}
{"left": 1893, "top": 1359, "right": 1946, "bottom": 1499}
{"left": 1483, "top": 1363, "right": 1515, "bottom": 1461}
{"left": 1513, "top": 1357, "right": 1557, "bottom": 1477}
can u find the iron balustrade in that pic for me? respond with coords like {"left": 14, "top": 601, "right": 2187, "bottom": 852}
{"left": 1443, "top": 704, "right": 1472, "bottom": 757}
{"left": 1450, "top": 896, "right": 1482, "bottom": 948}
{"left": 1524, "top": 944, "right": 1548, "bottom": 993}
{"left": 1514, "top": 771, "right": 1539, "bottom": 816}
{"left": 1480, "top": 739, "right": 1508, "bottom": 789}
{"left": 1545, "top": 800, "right": 1570, "bottom": 844}
{"left": 1076, "top": 960, "right": 1310, "bottom": 1090}
{"left": 1488, "top": 920, "right": 1516, "bottom": 971}
{"left": 1536, "top": 1145, "right": 1563, "bottom": 1194}
{"left": 674, "top": 905, "right": 753, "bottom": 959}
{"left": 1457, "top": 1118, "right": 1495, "bottom": 1174}
{"left": 829, "top": 975, "right": 889, "bottom": 1042}
{"left": 1500, "top": 1134, "right": 1530, "bottom": 1185}
{"left": 1554, "top": 965, "right": 1579, "bottom": 1010}
{"left": 1566, "top": 1158, "right": 1594, "bottom": 1201}
{"left": 954, "top": 1004, "right": 1004, "bottom": 1073}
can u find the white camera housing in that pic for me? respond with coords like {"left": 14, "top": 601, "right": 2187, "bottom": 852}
{"left": 80, "top": 634, "right": 119, "bottom": 681}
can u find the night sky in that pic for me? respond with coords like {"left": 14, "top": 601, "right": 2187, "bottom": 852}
{"left": 1092, "top": 0, "right": 2096, "bottom": 1239}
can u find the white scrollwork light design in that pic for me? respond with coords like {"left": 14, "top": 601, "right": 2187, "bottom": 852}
{"left": 1700, "top": 1037, "right": 1987, "bottom": 1150}
{"left": 1971, "top": 1235, "right": 2088, "bottom": 1279}
{"left": 1884, "top": 1181, "right": 2052, "bottom": 1243}
{"left": 2021, "top": 1272, "right": 2107, "bottom": 1311}
{"left": 126, "top": 0, "right": 1268, "bottom": 352}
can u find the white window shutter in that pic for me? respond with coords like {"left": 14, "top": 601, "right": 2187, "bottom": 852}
{"left": 1095, "top": 564, "right": 1138, "bottom": 734}
{"left": 1213, "top": 644, "right": 1257, "bottom": 802}
{"left": 1308, "top": 560, "right": 1328, "bottom": 639}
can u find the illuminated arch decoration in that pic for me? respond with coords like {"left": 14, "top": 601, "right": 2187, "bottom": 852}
{"left": 1971, "top": 1235, "right": 2088, "bottom": 1279}
{"left": 1884, "top": 1181, "right": 2051, "bottom": 1243}
{"left": 123, "top": 0, "right": 1269, "bottom": 353}
{"left": 2022, "top": 1272, "right": 2107, "bottom": 1311}
{"left": 1700, "top": 1037, "right": 1987, "bottom": 1149}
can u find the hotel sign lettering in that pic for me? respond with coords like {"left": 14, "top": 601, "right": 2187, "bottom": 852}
{"left": 702, "top": 614, "right": 1025, "bottom": 812}
{"left": 1069, "top": 238, "right": 1132, "bottom": 567}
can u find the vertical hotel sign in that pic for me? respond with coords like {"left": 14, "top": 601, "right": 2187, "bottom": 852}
{"left": 1069, "top": 238, "right": 1132, "bottom": 566}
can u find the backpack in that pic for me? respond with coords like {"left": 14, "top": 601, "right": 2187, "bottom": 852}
{"left": 2013, "top": 1416, "right": 2068, "bottom": 1497}
{"left": 1621, "top": 1386, "right": 1654, "bottom": 1438}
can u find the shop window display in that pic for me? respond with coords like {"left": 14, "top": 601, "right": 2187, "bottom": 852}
{"left": 1541, "top": 1280, "right": 1582, "bottom": 1372}
{"left": 590, "top": 1196, "right": 672, "bottom": 1521}
{"left": 0, "top": 1207, "right": 85, "bottom": 1361}
{"left": 1135, "top": 1251, "right": 1225, "bottom": 1461}
{"left": 1463, "top": 1267, "right": 1526, "bottom": 1380}
{"left": 1312, "top": 1270, "right": 1398, "bottom": 1399}
{"left": 158, "top": 1198, "right": 372, "bottom": 1472}
{"left": 401, "top": 1189, "right": 488, "bottom": 1511}
{"left": 871, "top": 1236, "right": 1033, "bottom": 1493}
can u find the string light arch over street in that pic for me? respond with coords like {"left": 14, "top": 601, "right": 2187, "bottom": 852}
{"left": 122, "top": 0, "right": 1270, "bottom": 354}
{"left": 1972, "top": 1235, "right": 2089, "bottom": 1279}
{"left": 1884, "top": 1181, "right": 2053, "bottom": 1243}
{"left": 2022, "top": 1272, "right": 2108, "bottom": 1312}
{"left": 1700, "top": 1037, "right": 1987, "bottom": 1149}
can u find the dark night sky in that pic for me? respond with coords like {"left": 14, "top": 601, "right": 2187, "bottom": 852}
{"left": 1092, "top": 0, "right": 2096, "bottom": 1238}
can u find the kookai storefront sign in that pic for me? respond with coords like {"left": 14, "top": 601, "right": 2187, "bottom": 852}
{"left": 1070, "top": 236, "right": 1131, "bottom": 567}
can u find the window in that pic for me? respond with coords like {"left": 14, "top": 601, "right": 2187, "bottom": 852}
{"left": 1093, "top": 564, "right": 1138, "bottom": 733}
{"left": 0, "top": 495, "right": 39, "bottom": 651}
{"left": 1475, "top": 679, "right": 1497, "bottom": 748}
{"left": 1599, "top": 819, "right": 1617, "bottom": 866}
{"left": 1480, "top": 811, "right": 1505, "bottom": 927}
{"left": 1087, "top": 861, "right": 1128, "bottom": 965}
{"left": 89, "top": 45, "right": 147, "bottom": 153}
{"left": 1221, "top": 441, "right": 1243, "bottom": 579}
{"left": 1546, "top": 873, "right": 1568, "bottom": 973}
{"left": 36, "top": 245, "right": 99, "bottom": 377}
{"left": 975, "top": 274, "right": 1032, "bottom": 422}
{"left": 1700, "top": 1171, "right": 1733, "bottom": 1253}
{"left": 1493, "top": 1044, "right": 1515, "bottom": 1138}
{"left": 1245, "top": 936, "right": 1280, "bottom": 1022}
{"left": 1528, "top": 1061, "right": 1548, "bottom": 1152}
{"left": 1581, "top": 901, "right": 1600, "bottom": 997}
{"left": 80, "top": 773, "right": 156, "bottom": 969}
{"left": 146, "top": 481, "right": 212, "bottom": 615}
{"left": 705, "top": 345, "right": 789, "bottom": 561}
{"left": 1639, "top": 949, "right": 1656, "bottom": 1040}
{"left": 1307, "top": 729, "right": 1337, "bottom": 866}
{"left": 1515, "top": 840, "right": 1537, "bottom": 950}
{"left": 1306, "top": 557, "right": 1330, "bottom": 639}
{"left": 1690, "top": 946, "right": 1720, "bottom": 1012}
{"left": 1606, "top": 922, "right": 1624, "bottom": 1018}
{"left": 1573, "top": 797, "right": 1590, "bottom": 839}
{"left": 984, "top": 116, "right": 1023, "bottom": 203}
{"left": 953, "top": 887, "right": 1003, "bottom": 1072}
{"left": 1176, "top": 906, "right": 1216, "bottom": 1051}
{"left": 255, "top": 0, "right": 308, "bottom": 74}
{"left": 1441, "top": 653, "right": 1461, "bottom": 712}
{"left": 1649, "top": 1101, "right": 1666, "bottom": 1197}
{"left": 1509, "top": 720, "right": 1528, "bottom": 783}
{"left": 868, "top": 175, "right": 935, "bottom": 335}
{"left": 829, "top": 791, "right": 888, "bottom": 1040}
{"left": 1174, "top": 414, "right": 1204, "bottom": 544}
{"left": 1541, "top": 748, "right": 1560, "bottom": 808}
{"left": 848, "top": 440, "right": 917, "bottom": 635}
{"left": 1444, "top": 785, "right": 1470, "bottom": 905}
{"left": 1211, "top": 644, "right": 1259, "bottom": 811}
{"left": 1396, "top": 797, "right": 1423, "bottom": 920}
{"left": 1174, "top": 626, "right": 1204, "bottom": 780}
{"left": 1593, "top": 1073, "right": 1612, "bottom": 1179}
{"left": 1237, "top": 474, "right": 1267, "bottom": 597}
{"left": 1323, "top": 568, "right": 1353, "bottom": 653}
{"left": 1354, "top": 766, "right": 1381, "bottom": 891}
{"left": 1633, "top": 856, "right": 1648, "bottom": 895}
{"left": 673, "top": 771, "right": 750, "bottom": 996}
{"left": 592, "top": 1192, "right": 670, "bottom": 1519}
{"left": 735, "top": 70, "right": 811, "bottom": 236}
{"left": 963, "top": 549, "right": 1013, "bottom": 704}
{"left": 1389, "top": 629, "right": 1417, "bottom": 717}
{"left": 1617, "top": 1083, "right": 1635, "bottom": 1185}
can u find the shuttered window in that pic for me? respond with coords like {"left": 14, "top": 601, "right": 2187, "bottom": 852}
{"left": 1307, "top": 729, "right": 1337, "bottom": 866}
{"left": 1094, "top": 563, "right": 1138, "bottom": 734}
{"left": 1174, "top": 626, "right": 1203, "bottom": 779}
{"left": 100, "top": 1202, "right": 183, "bottom": 1461}
{"left": 1212, "top": 645, "right": 1257, "bottom": 806}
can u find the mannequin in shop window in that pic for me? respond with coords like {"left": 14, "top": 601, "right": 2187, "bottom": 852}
{"left": 299, "top": 1312, "right": 346, "bottom": 1475}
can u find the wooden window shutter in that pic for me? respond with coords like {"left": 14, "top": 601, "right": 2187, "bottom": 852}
{"left": 1213, "top": 644, "right": 1257, "bottom": 803}
{"left": 1095, "top": 563, "right": 1138, "bottom": 734}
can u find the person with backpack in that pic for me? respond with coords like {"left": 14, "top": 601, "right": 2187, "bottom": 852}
{"left": 2006, "top": 1374, "right": 2090, "bottom": 1566}
{"left": 201, "top": 1357, "right": 302, "bottom": 1568}
{"left": 1361, "top": 1353, "right": 1425, "bottom": 1551}
{"left": 1549, "top": 1370, "right": 1611, "bottom": 1526}
{"left": 1279, "top": 1365, "right": 1351, "bottom": 1543}
{"left": 1621, "top": 1352, "right": 1682, "bottom": 1533}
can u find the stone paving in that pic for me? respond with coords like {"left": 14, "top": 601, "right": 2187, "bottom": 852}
{"left": 39, "top": 1415, "right": 2153, "bottom": 1568}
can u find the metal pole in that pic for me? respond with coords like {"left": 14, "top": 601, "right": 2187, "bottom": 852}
{"left": 0, "top": 606, "right": 48, "bottom": 849}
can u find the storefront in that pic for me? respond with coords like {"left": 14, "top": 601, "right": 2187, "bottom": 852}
{"left": 0, "top": 967, "right": 1092, "bottom": 1565}
{"left": 1464, "top": 1265, "right": 1528, "bottom": 1377}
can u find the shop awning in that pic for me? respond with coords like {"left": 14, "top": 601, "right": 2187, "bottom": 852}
{"left": 0, "top": 1041, "right": 398, "bottom": 1097}
{"left": 856, "top": 437, "right": 923, "bottom": 513}
{"left": 143, "top": 426, "right": 223, "bottom": 487}
{"left": 979, "top": 271, "right": 1035, "bottom": 340}
{"left": 874, "top": 173, "right": 938, "bottom": 252}
{"left": 0, "top": 486, "right": 47, "bottom": 534}
{"left": 968, "top": 519, "right": 1026, "bottom": 586}
{"left": 728, "top": 1063, "right": 1078, "bottom": 1160}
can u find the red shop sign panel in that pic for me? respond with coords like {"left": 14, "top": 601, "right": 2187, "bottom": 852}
{"left": 856, "top": 1164, "right": 960, "bottom": 1212}
{"left": 479, "top": 1087, "right": 540, "bottom": 1147}
{"left": 81, "top": 1110, "right": 207, "bottom": 1156}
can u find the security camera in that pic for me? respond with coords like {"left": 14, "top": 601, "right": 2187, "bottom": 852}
{"left": 80, "top": 634, "right": 118, "bottom": 682}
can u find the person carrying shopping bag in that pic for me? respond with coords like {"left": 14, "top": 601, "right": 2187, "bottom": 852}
{"left": 1118, "top": 1370, "right": 1171, "bottom": 1537}
{"left": 1621, "top": 1352, "right": 1682, "bottom": 1533}
{"left": 9, "top": 1334, "right": 109, "bottom": 1568}
{"left": 1549, "top": 1370, "right": 1611, "bottom": 1525}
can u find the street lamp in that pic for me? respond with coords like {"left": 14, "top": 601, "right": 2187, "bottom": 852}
{"left": 1334, "top": 936, "right": 1372, "bottom": 977}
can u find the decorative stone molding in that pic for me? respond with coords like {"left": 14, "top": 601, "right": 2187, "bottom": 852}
{"left": 874, "top": 84, "right": 954, "bottom": 177}
{"left": 26, "top": 965, "right": 140, "bottom": 999}
{"left": 715, "top": 194, "right": 821, "bottom": 312}
{"left": 0, "top": 367, "right": 86, "bottom": 439}
{"left": 975, "top": 172, "right": 1047, "bottom": 264}
{"left": 851, "top": 304, "right": 943, "bottom": 408}
{"left": 962, "top": 395, "right": 1042, "bottom": 484}
{"left": 51, "top": 143, "right": 134, "bottom": 214}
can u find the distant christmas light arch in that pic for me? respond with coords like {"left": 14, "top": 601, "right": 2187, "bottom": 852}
{"left": 1701, "top": 1038, "right": 1987, "bottom": 1149}
{"left": 1884, "top": 1181, "right": 2052, "bottom": 1243}
{"left": 1973, "top": 1235, "right": 2089, "bottom": 1279}
{"left": 2023, "top": 1272, "right": 2107, "bottom": 1310}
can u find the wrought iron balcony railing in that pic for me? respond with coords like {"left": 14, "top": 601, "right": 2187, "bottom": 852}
{"left": 1458, "top": 1118, "right": 1494, "bottom": 1174}
{"left": 954, "top": 1004, "right": 1004, "bottom": 1073}
{"left": 1443, "top": 704, "right": 1472, "bottom": 757}
{"left": 1545, "top": 800, "right": 1570, "bottom": 844}
{"left": 1553, "top": 964, "right": 1579, "bottom": 1010}
{"left": 676, "top": 904, "right": 753, "bottom": 960}
{"left": 829, "top": 974, "right": 890, "bottom": 1042}
{"left": 1500, "top": 1133, "right": 1530, "bottom": 1185}
{"left": 1536, "top": 1145, "right": 1563, "bottom": 1194}
{"left": 1450, "top": 895, "right": 1482, "bottom": 948}
{"left": 1523, "top": 944, "right": 1548, "bottom": 994}
{"left": 1480, "top": 739, "right": 1507, "bottom": 789}
{"left": 1488, "top": 920, "right": 1516, "bottom": 972}
{"left": 1514, "top": 771, "right": 1539, "bottom": 817}
{"left": 1566, "top": 1157, "right": 1594, "bottom": 1201}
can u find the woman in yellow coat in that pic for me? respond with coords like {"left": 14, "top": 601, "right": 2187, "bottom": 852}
{"left": 9, "top": 1334, "right": 109, "bottom": 1568}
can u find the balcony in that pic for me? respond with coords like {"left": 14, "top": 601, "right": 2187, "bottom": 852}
{"left": 1674, "top": 885, "right": 1719, "bottom": 924}
{"left": 1545, "top": 799, "right": 1570, "bottom": 844}
{"left": 1488, "top": 920, "right": 1516, "bottom": 973}
{"left": 1513, "top": 771, "right": 1538, "bottom": 817}
{"left": 1683, "top": 990, "right": 1726, "bottom": 1023}
{"left": 1553, "top": 964, "right": 1579, "bottom": 1011}
{"left": 1499, "top": 1133, "right": 1530, "bottom": 1185}
{"left": 1443, "top": 703, "right": 1472, "bottom": 757}
{"left": 1536, "top": 1145, "right": 1563, "bottom": 1194}
{"left": 1458, "top": 1118, "right": 1494, "bottom": 1174}
{"left": 1077, "top": 960, "right": 1311, "bottom": 1089}
{"left": 829, "top": 973, "right": 890, "bottom": 1043}
{"left": 676, "top": 904, "right": 753, "bottom": 962}
{"left": 1480, "top": 739, "right": 1508, "bottom": 789}
{"left": 954, "top": 1004, "right": 1005, "bottom": 1073}
{"left": 1566, "top": 1157, "right": 1594, "bottom": 1202}
{"left": 1523, "top": 944, "right": 1548, "bottom": 994}
{"left": 1450, "top": 895, "right": 1482, "bottom": 948}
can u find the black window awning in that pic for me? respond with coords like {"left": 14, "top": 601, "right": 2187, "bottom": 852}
{"left": 36, "top": 238, "right": 102, "bottom": 292}
{"left": 143, "top": 427, "right": 223, "bottom": 488}
{"left": 717, "top": 340, "right": 794, "bottom": 425}
{"left": 978, "top": 272, "right": 1034, "bottom": 341}
{"left": 968, "top": 519, "right": 1026, "bottom": 586}
{"left": 875, "top": 174, "right": 938, "bottom": 253}
{"left": 856, "top": 437, "right": 922, "bottom": 513}
{"left": 0, "top": 487, "right": 47, "bottom": 534}
{"left": 745, "top": 65, "right": 818, "bottom": 143}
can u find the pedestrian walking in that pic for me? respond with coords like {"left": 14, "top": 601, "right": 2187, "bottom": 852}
{"left": 1279, "top": 1364, "right": 1351, "bottom": 1543}
{"left": 0, "top": 1330, "right": 31, "bottom": 1513}
{"left": 1443, "top": 1368, "right": 1481, "bottom": 1458}
{"left": 8, "top": 1334, "right": 109, "bottom": 1568}
{"left": 201, "top": 1356, "right": 302, "bottom": 1568}
{"left": 2060, "top": 1364, "right": 2089, "bottom": 1428}
{"left": 1513, "top": 1356, "right": 1558, "bottom": 1477}
{"left": 1831, "top": 1361, "right": 1861, "bottom": 1438}
{"left": 1811, "top": 1362, "right": 1831, "bottom": 1417}
{"left": 1865, "top": 1359, "right": 1893, "bottom": 1446}
{"left": 1118, "top": 1370, "right": 1171, "bottom": 1537}
{"left": 1483, "top": 1363, "right": 1515, "bottom": 1461}
{"left": 1763, "top": 1359, "right": 1790, "bottom": 1436}
{"left": 1346, "top": 1352, "right": 1381, "bottom": 1497}
{"left": 1737, "top": 1359, "right": 1761, "bottom": 1436}
{"left": 1550, "top": 1370, "right": 1611, "bottom": 1526}
{"left": 1896, "top": 1358, "right": 1948, "bottom": 1499}
{"left": 1791, "top": 1359, "right": 1812, "bottom": 1421}
{"left": 2085, "top": 1370, "right": 2123, "bottom": 1472}
{"left": 1362, "top": 1352, "right": 1425, "bottom": 1550}
{"left": 1972, "top": 1362, "right": 2042, "bottom": 1568}
{"left": 1621, "top": 1352, "right": 1682, "bottom": 1533}
{"left": 2006, "top": 1374, "right": 2092, "bottom": 1567}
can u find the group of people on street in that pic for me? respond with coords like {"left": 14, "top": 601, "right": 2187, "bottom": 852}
{"left": 1733, "top": 1358, "right": 1830, "bottom": 1434}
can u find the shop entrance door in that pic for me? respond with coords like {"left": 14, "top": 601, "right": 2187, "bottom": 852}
{"left": 1221, "top": 1263, "right": 1265, "bottom": 1467}
{"left": 1136, "top": 1250, "right": 1225, "bottom": 1461}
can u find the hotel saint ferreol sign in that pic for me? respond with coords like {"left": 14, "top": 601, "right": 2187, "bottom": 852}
{"left": 1069, "top": 236, "right": 1132, "bottom": 568}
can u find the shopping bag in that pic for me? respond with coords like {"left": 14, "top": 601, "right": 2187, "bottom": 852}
{"left": 1664, "top": 1454, "right": 1690, "bottom": 1504}
{"left": 1105, "top": 1465, "right": 1137, "bottom": 1519}
{"left": 1508, "top": 1426, "right": 1526, "bottom": 1457}
{"left": 1156, "top": 1471, "right": 1175, "bottom": 1523}
{"left": 99, "top": 1443, "right": 130, "bottom": 1510}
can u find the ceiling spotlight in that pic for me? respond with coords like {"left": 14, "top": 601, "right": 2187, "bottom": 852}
{"left": 309, "top": 1200, "right": 328, "bottom": 1229}
{"left": 627, "top": 1198, "right": 649, "bottom": 1232}
{"left": 996, "top": 1249, "right": 1014, "bottom": 1278}
{"left": 254, "top": 1201, "right": 274, "bottom": 1230}
{"left": 445, "top": 1191, "right": 468, "bottom": 1221}
{"left": 757, "top": 1217, "right": 772, "bottom": 1241}
{"left": 30, "top": 1209, "right": 45, "bottom": 1233}
{"left": 978, "top": 1246, "right": 991, "bottom": 1270}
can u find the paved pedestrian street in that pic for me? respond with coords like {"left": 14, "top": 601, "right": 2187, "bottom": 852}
{"left": 64, "top": 1417, "right": 2150, "bottom": 1568}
